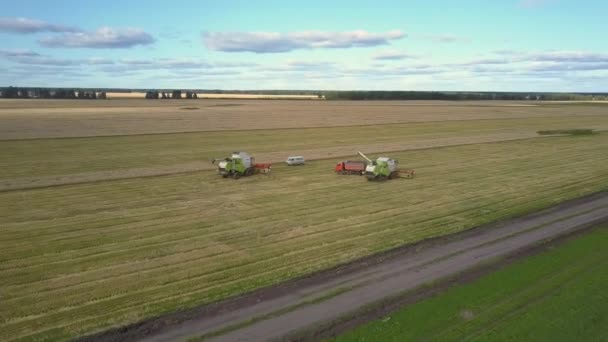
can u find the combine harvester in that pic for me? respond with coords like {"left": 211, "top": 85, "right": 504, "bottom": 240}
{"left": 212, "top": 152, "right": 272, "bottom": 179}
{"left": 358, "top": 151, "right": 415, "bottom": 181}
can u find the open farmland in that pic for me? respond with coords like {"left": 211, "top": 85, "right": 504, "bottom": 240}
{"left": 331, "top": 226, "right": 608, "bottom": 342}
{"left": 101, "top": 93, "right": 322, "bottom": 100}
{"left": 1, "top": 100, "right": 608, "bottom": 341}
{"left": 2, "top": 101, "right": 608, "bottom": 191}
{"left": 1, "top": 99, "right": 608, "bottom": 139}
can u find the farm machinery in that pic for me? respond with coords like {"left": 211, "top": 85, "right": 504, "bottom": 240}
{"left": 212, "top": 152, "right": 272, "bottom": 179}
{"left": 335, "top": 160, "right": 367, "bottom": 175}
{"left": 357, "top": 151, "right": 415, "bottom": 181}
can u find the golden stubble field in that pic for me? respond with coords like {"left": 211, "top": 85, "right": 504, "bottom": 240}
{"left": 1, "top": 99, "right": 608, "bottom": 341}
{"left": 1, "top": 99, "right": 607, "bottom": 139}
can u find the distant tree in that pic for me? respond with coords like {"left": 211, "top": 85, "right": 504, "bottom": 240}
{"left": 18, "top": 88, "right": 30, "bottom": 98}
{"left": 77, "top": 91, "right": 86, "bottom": 99}
{"left": 185, "top": 91, "right": 193, "bottom": 99}
{"left": 39, "top": 88, "right": 52, "bottom": 98}
{"left": 145, "top": 91, "right": 159, "bottom": 99}
{"left": 90, "top": 91, "right": 97, "bottom": 99}
{"left": 98, "top": 92, "right": 107, "bottom": 99}
{"left": 193, "top": 92, "right": 198, "bottom": 99}
{"left": 161, "top": 92, "right": 168, "bottom": 99}
{"left": 2, "top": 86, "right": 18, "bottom": 98}
{"left": 172, "top": 90, "right": 182, "bottom": 99}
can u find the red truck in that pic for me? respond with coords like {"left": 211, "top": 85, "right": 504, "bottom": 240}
{"left": 335, "top": 160, "right": 367, "bottom": 175}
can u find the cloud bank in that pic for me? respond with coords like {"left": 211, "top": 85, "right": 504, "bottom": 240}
{"left": 373, "top": 50, "right": 418, "bottom": 60}
{"left": 203, "top": 30, "right": 405, "bottom": 53}
{"left": 0, "top": 17, "right": 80, "bottom": 34}
{"left": 39, "top": 27, "right": 155, "bottom": 48}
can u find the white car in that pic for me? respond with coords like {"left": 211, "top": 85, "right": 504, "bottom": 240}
{"left": 286, "top": 156, "right": 305, "bottom": 166}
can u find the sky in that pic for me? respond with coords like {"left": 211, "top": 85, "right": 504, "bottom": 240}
{"left": 0, "top": 0, "right": 607, "bottom": 91}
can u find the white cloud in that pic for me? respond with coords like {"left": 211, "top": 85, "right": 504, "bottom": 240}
{"left": 0, "top": 17, "right": 80, "bottom": 34}
{"left": 423, "top": 34, "right": 470, "bottom": 43}
{"left": 86, "top": 57, "right": 115, "bottom": 65}
{"left": 0, "top": 49, "right": 41, "bottom": 57}
{"left": 0, "top": 52, "right": 78, "bottom": 66}
{"left": 39, "top": 27, "right": 155, "bottom": 48}
{"left": 203, "top": 30, "right": 406, "bottom": 53}
{"left": 373, "top": 50, "right": 418, "bottom": 60}
{"left": 524, "top": 51, "right": 608, "bottom": 63}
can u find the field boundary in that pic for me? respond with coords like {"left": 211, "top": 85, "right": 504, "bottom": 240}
{"left": 286, "top": 220, "right": 608, "bottom": 342}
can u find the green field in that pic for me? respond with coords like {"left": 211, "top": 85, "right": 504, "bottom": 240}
{"left": 331, "top": 226, "right": 608, "bottom": 342}
{"left": 2, "top": 131, "right": 608, "bottom": 341}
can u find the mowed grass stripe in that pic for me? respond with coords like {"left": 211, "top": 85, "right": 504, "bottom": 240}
{"left": 3, "top": 150, "right": 606, "bottom": 291}
{"left": 2, "top": 115, "right": 608, "bottom": 180}
{"left": 1, "top": 134, "right": 608, "bottom": 341}
{"left": 1, "top": 134, "right": 600, "bottom": 241}
{"left": 3, "top": 160, "right": 604, "bottom": 286}
{"left": 2, "top": 136, "right": 598, "bottom": 227}
{"left": 2, "top": 142, "right": 604, "bottom": 286}
{"left": 3, "top": 139, "right": 604, "bottom": 262}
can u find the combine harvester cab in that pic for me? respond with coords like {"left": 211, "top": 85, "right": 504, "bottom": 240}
{"left": 364, "top": 157, "right": 397, "bottom": 181}
{"left": 213, "top": 152, "right": 271, "bottom": 179}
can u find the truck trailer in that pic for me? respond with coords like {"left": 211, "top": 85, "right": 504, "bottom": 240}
{"left": 335, "top": 160, "right": 367, "bottom": 175}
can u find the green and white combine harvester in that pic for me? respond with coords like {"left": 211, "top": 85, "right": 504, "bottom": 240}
{"left": 212, "top": 151, "right": 413, "bottom": 181}
{"left": 212, "top": 152, "right": 272, "bottom": 179}
{"left": 357, "top": 151, "right": 415, "bottom": 181}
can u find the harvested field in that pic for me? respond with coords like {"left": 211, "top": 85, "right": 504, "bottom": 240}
{"left": 0, "top": 132, "right": 537, "bottom": 191}
{"left": 105, "top": 92, "right": 147, "bottom": 99}
{"left": 1, "top": 100, "right": 607, "bottom": 139}
{"left": 195, "top": 93, "right": 321, "bottom": 99}
{"left": 2, "top": 133, "right": 608, "bottom": 341}
{"left": 3, "top": 114, "right": 608, "bottom": 190}
{"left": 2, "top": 99, "right": 608, "bottom": 341}
{"left": 102, "top": 93, "right": 322, "bottom": 100}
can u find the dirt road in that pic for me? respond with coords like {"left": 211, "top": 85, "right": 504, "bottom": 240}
{"left": 82, "top": 192, "right": 608, "bottom": 342}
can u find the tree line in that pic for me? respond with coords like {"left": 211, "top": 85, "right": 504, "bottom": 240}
{"left": 0, "top": 87, "right": 198, "bottom": 100}
{"left": 0, "top": 87, "right": 106, "bottom": 99}
{"left": 2, "top": 86, "right": 607, "bottom": 101}
{"left": 321, "top": 91, "right": 608, "bottom": 101}
{"left": 144, "top": 90, "right": 198, "bottom": 99}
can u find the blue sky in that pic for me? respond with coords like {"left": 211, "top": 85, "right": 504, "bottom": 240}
{"left": 1, "top": 0, "right": 607, "bottom": 91}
